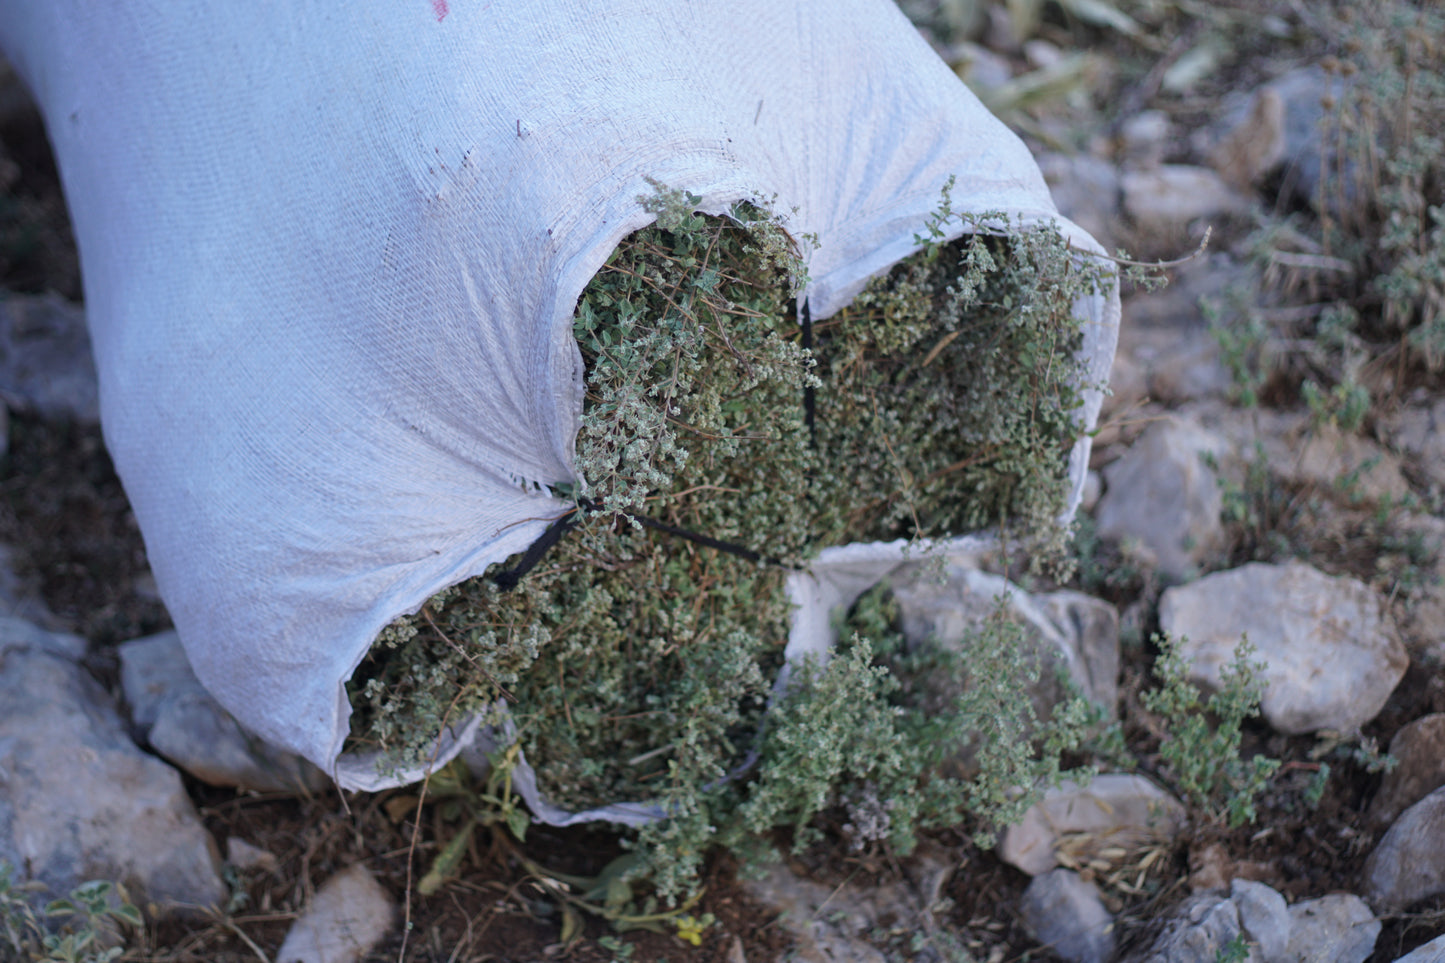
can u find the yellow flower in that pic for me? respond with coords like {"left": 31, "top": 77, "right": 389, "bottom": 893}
{"left": 674, "top": 914, "right": 707, "bottom": 946}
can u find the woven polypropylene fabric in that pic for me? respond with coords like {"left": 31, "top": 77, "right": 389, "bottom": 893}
{"left": 0, "top": 0, "right": 1119, "bottom": 790}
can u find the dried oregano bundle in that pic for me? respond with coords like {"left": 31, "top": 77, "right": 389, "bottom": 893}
{"left": 346, "top": 182, "right": 1109, "bottom": 894}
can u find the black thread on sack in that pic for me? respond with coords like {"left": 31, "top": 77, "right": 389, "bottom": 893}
{"left": 628, "top": 512, "right": 801, "bottom": 571}
{"left": 491, "top": 509, "right": 583, "bottom": 590}
{"left": 495, "top": 297, "right": 823, "bottom": 591}
{"left": 493, "top": 498, "right": 801, "bottom": 591}
{"left": 800, "top": 297, "right": 816, "bottom": 449}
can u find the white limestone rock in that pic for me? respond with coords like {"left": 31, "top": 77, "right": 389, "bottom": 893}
{"left": 1037, "top": 151, "right": 1122, "bottom": 253}
{"left": 1231, "top": 878, "right": 1290, "bottom": 962}
{"left": 1094, "top": 416, "right": 1229, "bottom": 580}
{"left": 1120, "top": 165, "right": 1252, "bottom": 234}
{"left": 276, "top": 865, "right": 396, "bottom": 963}
{"left": 1366, "top": 714, "right": 1445, "bottom": 830}
{"left": 1133, "top": 893, "right": 1255, "bottom": 963}
{"left": 1392, "top": 933, "right": 1445, "bottom": 962}
{"left": 888, "top": 563, "right": 1120, "bottom": 736}
{"left": 120, "top": 630, "right": 329, "bottom": 794}
{"left": 1365, "top": 786, "right": 1445, "bottom": 912}
{"left": 1283, "top": 894, "right": 1378, "bottom": 963}
{"left": 1019, "top": 869, "right": 1114, "bottom": 963}
{"left": 0, "top": 292, "right": 98, "bottom": 423}
{"left": 0, "top": 617, "right": 224, "bottom": 912}
{"left": 1000, "top": 774, "right": 1186, "bottom": 877}
{"left": 1159, "top": 561, "right": 1407, "bottom": 735}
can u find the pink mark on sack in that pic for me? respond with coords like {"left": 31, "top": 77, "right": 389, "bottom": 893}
{"left": 431, "top": 0, "right": 449, "bottom": 21}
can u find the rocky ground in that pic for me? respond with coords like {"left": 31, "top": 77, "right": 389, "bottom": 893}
{"left": 4, "top": 2, "right": 1445, "bottom": 962}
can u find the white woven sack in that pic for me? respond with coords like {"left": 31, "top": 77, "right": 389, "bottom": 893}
{"left": 0, "top": 0, "right": 1120, "bottom": 793}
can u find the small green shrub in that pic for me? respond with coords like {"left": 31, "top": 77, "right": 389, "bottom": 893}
{"left": 1140, "top": 634, "right": 1280, "bottom": 828}
{"left": 1301, "top": 377, "right": 1370, "bottom": 433}
{"left": 1317, "top": 3, "right": 1445, "bottom": 369}
{"left": 1206, "top": 294, "right": 1272, "bottom": 410}
{"left": 0, "top": 866, "right": 142, "bottom": 963}
{"left": 1216, "top": 934, "right": 1253, "bottom": 963}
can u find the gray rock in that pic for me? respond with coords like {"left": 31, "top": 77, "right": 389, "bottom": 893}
{"left": 1189, "top": 403, "right": 1411, "bottom": 507}
{"left": 1037, "top": 152, "right": 1122, "bottom": 253}
{"left": 742, "top": 863, "right": 889, "bottom": 963}
{"left": 225, "top": 837, "right": 279, "bottom": 875}
{"left": 1097, "top": 350, "right": 1148, "bottom": 449}
{"left": 1135, "top": 893, "right": 1254, "bottom": 963}
{"left": 1207, "top": 87, "right": 1287, "bottom": 189}
{"left": 742, "top": 846, "right": 959, "bottom": 962}
{"left": 949, "top": 42, "right": 1012, "bottom": 91}
{"left": 1263, "top": 67, "right": 1351, "bottom": 210}
{"left": 1000, "top": 774, "right": 1186, "bottom": 877}
{"left": 120, "top": 630, "right": 330, "bottom": 794}
{"left": 1022, "top": 39, "right": 1063, "bottom": 71}
{"left": 0, "top": 618, "right": 224, "bottom": 912}
{"left": 1095, "top": 416, "right": 1229, "bottom": 579}
{"left": 1264, "top": 421, "right": 1410, "bottom": 505}
{"left": 275, "top": 865, "right": 396, "bottom": 963}
{"left": 1118, "top": 110, "right": 1171, "bottom": 169}
{"left": 0, "top": 293, "right": 99, "bottom": 423}
{"left": 1283, "top": 894, "right": 1378, "bottom": 963}
{"left": 1159, "top": 561, "right": 1407, "bottom": 735}
{"left": 1112, "top": 256, "right": 1245, "bottom": 409}
{"left": 1019, "top": 869, "right": 1114, "bottom": 963}
{"left": 1120, "top": 165, "right": 1252, "bottom": 234}
{"left": 1393, "top": 934, "right": 1445, "bottom": 962}
{"left": 889, "top": 564, "right": 1119, "bottom": 735}
{"left": 1080, "top": 470, "right": 1102, "bottom": 512}
{"left": 1387, "top": 398, "right": 1445, "bottom": 500}
{"left": 1140, "top": 333, "right": 1232, "bottom": 406}
{"left": 1036, "top": 590, "right": 1120, "bottom": 716}
{"left": 1366, "top": 714, "right": 1445, "bottom": 830}
{"left": 1231, "top": 878, "right": 1290, "bottom": 962}
{"left": 1365, "top": 786, "right": 1445, "bottom": 911}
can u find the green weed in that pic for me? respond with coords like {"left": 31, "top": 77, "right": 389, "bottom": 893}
{"left": 0, "top": 866, "right": 142, "bottom": 963}
{"left": 1140, "top": 634, "right": 1280, "bottom": 828}
{"left": 1205, "top": 292, "right": 1271, "bottom": 409}
{"left": 1216, "top": 934, "right": 1252, "bottom": 963}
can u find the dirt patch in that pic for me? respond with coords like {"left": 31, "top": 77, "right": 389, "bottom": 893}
{"left": 0, "top": 413, "right": 169, "bottom": 647}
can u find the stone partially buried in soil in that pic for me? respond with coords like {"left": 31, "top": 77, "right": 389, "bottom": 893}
{"left": 1393, "top": 933, "right": 1445, "bottom": 963}
{"left": 1230, "top": 878, "right": 1290, "bottom": 962}
{"left": 742, "top": 863, "right": 890, "bottom": 963}
{"left": 1158, "top": 561, "right": 1407, "bottom": 735}
{"left": 0, "top": 616, "right": 224, "bottom": 912}
{"left": 890, "top": 563, "right": 1120, "bottom": 727}
{"left": 1120, "top": 165, "right": 1252, "bottom": 235}
{"left": 1365, "top": 714, "right": 1445, "bottom": 831}
{"left": 739, "top": 845, "right": 956, "bottom": 962}
{"left": 1132, "top": 893, "right": 1249, "bottom": 963}
{"left": 120, "top": 630, "right": 330, "bottom": 794}
{"left": 0, "top": 292, "right": 98, "bottom": 423}
{"left": 1284, "top": 894, "right": 1379, "bottom": 963}
{"left": 1365, "top": 786, "right": 1445, "bottom": 912}
{"left": 999, "top": 773, "right": 1185, "bottom": 877}
{"left": 1094, "top": 416, "right": 1229, "bottom": 580}
{"left": 1194, "top": 403, "right": 1411, "bottom": 507}
{"left": 1019, "top": 869, "right": 1114, "bottom": 963}
{"left": 276, "top": 864, "right": 396, "bottom": 963}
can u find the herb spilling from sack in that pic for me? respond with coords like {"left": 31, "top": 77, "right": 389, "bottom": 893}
{"left": 347, "top": 182, "right": 1111, "bottom": 895}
